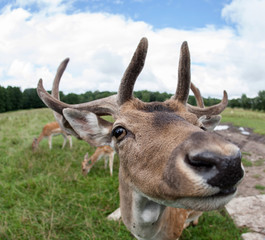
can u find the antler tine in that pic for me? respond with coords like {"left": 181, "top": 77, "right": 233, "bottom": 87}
{"left": 51, "top": 58, "right": 70, "bottom": 128}
{"left": 117, "top": 37, "right": 148, "bottom": 106}
{"left": 173, "top": 41, "right": 191, "bottom": 104}
{"left": 37, "top": 79, "right": 118, "bottom": 117}
{"left": 52, "top": 58, "right": 69, "bottom": 100}
{"left": 190, "top": 82, "right": 204, "bottom": 108}
{"left": 187, "top": 90, "right": 228, "bottom": 117}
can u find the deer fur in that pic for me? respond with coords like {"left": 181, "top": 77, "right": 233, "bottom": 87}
{"left": 32, "top": 121, "right": 72, "bottom": 151}
{"left": 82, "top": 145, "right": 115, "bottom": 176}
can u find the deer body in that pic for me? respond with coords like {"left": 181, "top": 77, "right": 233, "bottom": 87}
{"left": 82, "top": 145, "right": 115, "bottom": 176}
{"left": 37, "top": 38, "right": 244, "bottom": 239}
{"left": 32, "top": 121, "right": 72, "bottom": 150}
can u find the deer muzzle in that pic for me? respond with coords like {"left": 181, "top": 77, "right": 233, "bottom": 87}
{"left": 187, "top": 149, "right": 244, "bottom": 191}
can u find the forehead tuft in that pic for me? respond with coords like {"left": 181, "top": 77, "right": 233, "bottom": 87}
{"left": 152, "top": 111, "right": 185, "bottom": 128}
{"left": 140, "top": 102, "right": 175, "bottom": 113}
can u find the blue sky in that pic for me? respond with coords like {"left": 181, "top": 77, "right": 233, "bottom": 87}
{"left": 70, "top": 0, "right": 231, "bottom": 29}
{"left": 0, "top": 0, "right": 231, "bottom": 29}
{"left": 0, "top": 0, "right": 264, "bottom": 98}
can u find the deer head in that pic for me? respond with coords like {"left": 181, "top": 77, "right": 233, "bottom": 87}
{"left": 32, "top": 137, "right": 38, "bottom": 151}
{"left": 37, "top": 38, "right": 244, "bottom": 239}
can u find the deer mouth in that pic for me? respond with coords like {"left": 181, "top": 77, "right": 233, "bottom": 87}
{"left": 150, "top": 185, "right": 238, "bottom": 212}
{"left": 174, "top": 189, "right": 237, "bottom": 211}
{"left": 211, "top": 186, "right": 237, "bottom": 197}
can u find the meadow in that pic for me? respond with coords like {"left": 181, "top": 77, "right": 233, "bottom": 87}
{"left": 221, "top": 108, "right": 265, "bottom": 135}
{"left": 0, "top": 107, "right": 259, "bottom": 239}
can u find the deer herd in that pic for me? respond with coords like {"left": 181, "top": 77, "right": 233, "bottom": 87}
{"left": 34, "top": 38, "right": 244, "bottom": 240}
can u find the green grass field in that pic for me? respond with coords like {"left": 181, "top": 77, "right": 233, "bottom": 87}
{"left": 0, "top": 108, "right": 255, "bottom": 239}
{"left": 221, "top": 108, "right": 265, "bottom": 135}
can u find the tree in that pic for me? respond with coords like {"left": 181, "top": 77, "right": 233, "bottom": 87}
{"left": 241, "top": 94, "right": 252, "bottom": 109}
{"left": 228, "top": 98, "right": 241, "bottom": 108}
{"left": 0, "top": 86, "right": 7, "bottom": 113}
{"left": 6, "top": 86, "right": 23, "bottom": 111}
{"left": 255, "top": 91, "right": 265, "bottom": 111}
{"left": 188, "top": 95, "right": 196, "bottom": 106}
{"left": 63, "top": 93, "right": 80, "bottom": 104}
{"left": 22, "top": 88, "right": 45, "bottom": 109}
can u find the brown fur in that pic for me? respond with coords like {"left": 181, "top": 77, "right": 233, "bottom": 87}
{"left": 82, "top": 145, "right": 115, "bottom": 176}
{"left": 32, "top": 121, "right": 72, "bottom": 151}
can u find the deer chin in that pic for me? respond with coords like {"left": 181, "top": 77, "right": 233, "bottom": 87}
{"left": 142, "top": 187, "right": 237, "bottom": 212}
{"left": 173, "top": 188, "right": 237, "bottom": 211}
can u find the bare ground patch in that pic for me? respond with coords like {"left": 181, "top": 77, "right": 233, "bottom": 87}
{"left": 216, "top": 123, "right": 265, "bottom": 197}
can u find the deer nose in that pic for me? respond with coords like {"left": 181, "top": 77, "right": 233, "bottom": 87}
{"left": 187, "top": 150, "right": 244, "bottom": 188}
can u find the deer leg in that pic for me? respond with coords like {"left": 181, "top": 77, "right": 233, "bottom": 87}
{"left": 191, "top": 211, "right": 202, "bottom": 226}
{"left": 62, "top": 134, "right": 67, "bottom": 149}
{"left": 104, "top": 155, "right": 108, "bottom": 169}
{"left": 68, "top": 135, "right": 72, "bottom": 149}
{"left": 82, "top": 153, "right": 90, "bottom": 175}
{"left": 109, "top": 152, "right": 115, "bottom": 176}
{"left": 107, "top": 207, "right": 121, "bottom": 221}
{"left": 48, "top": 135, "right": 52, "bottom": 149}
{"left": 184, "top": 210, "right": 202, "bottom": 228}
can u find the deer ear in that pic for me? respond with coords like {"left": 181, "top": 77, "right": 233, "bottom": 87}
{"left": 63, "top": 108, "right": 113, "bottom": 146}
{"left": 199, "top": 115, "right": 221, "bottom": 132}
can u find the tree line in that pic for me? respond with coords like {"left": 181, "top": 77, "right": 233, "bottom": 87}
{"left": 0, "top": 85, "right": 264, "bottom": 113}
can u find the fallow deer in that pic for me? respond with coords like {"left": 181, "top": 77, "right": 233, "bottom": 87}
{"left": 82, "top": 145, "right": 115, "bottom": 176}
{"left": 32, "top": 121, "right": 72, "bottom": 151}
{"left": 37, "top": 38, "right": 244, "bottom": 240}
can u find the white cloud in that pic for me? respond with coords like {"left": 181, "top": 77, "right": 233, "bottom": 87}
{"left": 0, "top": 0, "right": 264, "bottom": 99}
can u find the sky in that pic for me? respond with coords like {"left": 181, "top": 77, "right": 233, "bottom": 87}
{"left": 0, "top": 0, "right": 265, "bottom": 99}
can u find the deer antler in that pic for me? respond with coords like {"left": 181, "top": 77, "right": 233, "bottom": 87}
{"left": 171, "top": 42, "right": 227, "bottom": 117}
{"left": 37, "top": 60, "right": 119, "bottom": 118}
{"left": 173, "top": 41, "right": 191, "bottom": 104}
{"left": 52, "top": 58, "right": 69, "bottom": 100}
{"left": 187, "top": 91, "right": 228, "bottom": 117}
{"left": 38, "top": 38, "right": 148, "bottom": 118}
{"left": 51, "top": 58, "right": 69, "bottom": 130}
{"left": 117, "top": 37, "right": 148, "bottom": 105}
{"left": 190, "top": 82, "right": 204, "bottom": 108}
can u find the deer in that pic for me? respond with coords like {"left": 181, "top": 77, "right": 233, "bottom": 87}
{"left": 32, "top": 121, "right": 72, "bottom": 151}
{"left": 37, "top": 38, "right": 244, "bottom": 240}
{"left": 82, "top": 145, "right": 116, "bottom": 176}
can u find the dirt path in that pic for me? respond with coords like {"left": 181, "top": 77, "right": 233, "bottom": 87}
{"left": 215, "top": 123, "right": 265, "bottom": 197}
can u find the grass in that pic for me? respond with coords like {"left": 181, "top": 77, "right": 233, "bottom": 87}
{"left": 180, "top": 210, "right": 247, "bottom": 240}
{"left": 0, "top": 108, "right": 252, "bottom": 239}
{"left": 0, "top": 108, "right": 131, "bottom": 240}
{"left": 221, "top": 108, "right": 265, "bottom": 135}
{"left": 241, "top": 158, "right": 253, "bottom": 167}
{"left": 255, "top": 185, "right": 265, "bottom": 191}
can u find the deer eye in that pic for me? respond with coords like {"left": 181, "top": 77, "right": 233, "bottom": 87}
{"left": 112, "top": 127, "right": 127, "bottom": 141}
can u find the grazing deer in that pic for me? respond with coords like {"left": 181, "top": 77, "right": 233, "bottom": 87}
{"left": 32, "top": 121, "right": 72, "bottom": 151}
{"left": 37, "top": 38, "right": 244, "bottom": 240}
{"left": 82, "top": 145, "right": 115, "bottom": 176}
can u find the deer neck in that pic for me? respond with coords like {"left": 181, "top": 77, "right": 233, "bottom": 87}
{"left": 120, "top": 170, "right": 185, "bottom": 240}
{"left": 35, "top": 133, "right": 44, "bottom": 147}
{"left": 119, "top": 169, "right": 189, "bottom": 240}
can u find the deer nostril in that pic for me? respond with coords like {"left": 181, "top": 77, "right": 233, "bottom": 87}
{"left": 187, "top": 152, "right": 217, "bottom": 169}
{"left": 186, "top": 152, "right": 219, "bottom": 181}
{"left": 187, "top": 150, "right": 244, "bottom": 188}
